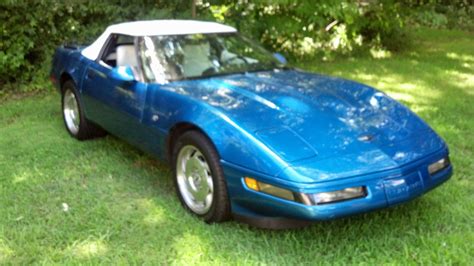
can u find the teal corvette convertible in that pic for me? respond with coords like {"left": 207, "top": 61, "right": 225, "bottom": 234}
{"left": 50, "top": 20, "right": 452, "bottom": 228}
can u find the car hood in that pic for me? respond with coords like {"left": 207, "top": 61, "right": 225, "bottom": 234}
{"left": 164, "top": 70, "right": 445, "bottom": 180}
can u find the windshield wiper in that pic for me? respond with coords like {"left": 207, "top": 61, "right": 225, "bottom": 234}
{"left": 170, "top": 71, "right": 242, "bottom": 81}
{"left": 243, "top": 63, "right": 293, "bottom": 74}
{"left": 167, "top": 64, "right": 293, "bottom": 82}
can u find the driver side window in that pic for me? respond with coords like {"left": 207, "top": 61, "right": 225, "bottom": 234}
{"left": 100, "top": 34, "right": 136, "bottom": 68}
{"left": 137, "top": 35, "right": 220, "bottom": 82}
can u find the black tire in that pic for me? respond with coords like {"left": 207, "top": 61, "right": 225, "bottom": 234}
{"left": 61, "top": 80, "right": 106, "bottom": 140}
{"left": 172, "top": 130, "right": 231, "bottom": 223}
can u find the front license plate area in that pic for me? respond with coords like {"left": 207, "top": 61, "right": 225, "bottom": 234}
{"left": 383, "top": 172, "right": 424, "bottom": 205}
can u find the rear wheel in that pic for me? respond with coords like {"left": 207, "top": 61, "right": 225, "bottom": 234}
{"left": 61, "top": 80, "right": 106, "bottom": 140}
{"left": 172, "top": 131, "right": 231, "bottom": 223}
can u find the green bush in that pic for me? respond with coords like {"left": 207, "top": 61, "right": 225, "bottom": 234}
{"left": 400, "top": 0, "right": 474, "bottom": 30}
{"left": 205, "top": 0, "right": 406, "bottom": 60}
{"left": 5, "top": 0, "right": 468, "bottom": 94}
{"left": 0, "top": 0, "right": 189, "bottom": 92}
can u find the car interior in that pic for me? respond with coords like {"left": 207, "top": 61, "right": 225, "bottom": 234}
{"left": 101, "top": 34, "right": 136, "bottom": 69}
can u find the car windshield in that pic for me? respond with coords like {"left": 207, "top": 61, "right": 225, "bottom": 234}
{"left": 137, "top": 33, "right": 283, "bottom": 83}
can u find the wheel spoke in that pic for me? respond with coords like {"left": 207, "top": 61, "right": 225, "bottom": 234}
{"left": 207, "top": 175, "right": 214, "bottom": 194}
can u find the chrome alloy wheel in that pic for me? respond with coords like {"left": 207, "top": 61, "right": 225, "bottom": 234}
{"left": 63, "top": 89, "right": 80, "bottom": 135}
{"left": 176, "top": 145, "right": 214, "bottom": 214}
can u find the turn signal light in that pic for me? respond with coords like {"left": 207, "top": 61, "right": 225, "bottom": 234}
{"left": 244, "top": 177, "right": 260, "bottom": 191}
{"left": 244, "top": 177, "right": 295, "bottom": 201}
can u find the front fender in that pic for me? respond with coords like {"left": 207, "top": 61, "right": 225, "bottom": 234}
{"left": 145, "top": 84, "right": 289, "bottom": 176}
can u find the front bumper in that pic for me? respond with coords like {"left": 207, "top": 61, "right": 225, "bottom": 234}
{"left": 222, "top": 148, "right": 452, "bottom": 228}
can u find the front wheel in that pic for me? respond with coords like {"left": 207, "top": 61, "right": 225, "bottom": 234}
{"left": 172, "top": 131, "right": 231, "bottom": 223}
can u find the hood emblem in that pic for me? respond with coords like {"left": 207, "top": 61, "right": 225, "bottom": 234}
{"left": 358, "top": 134, "right": 374, "bottom": 142}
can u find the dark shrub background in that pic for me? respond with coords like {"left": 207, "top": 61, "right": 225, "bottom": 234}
{"left": 0, "top": 0, "right": 472, "bottom": 93}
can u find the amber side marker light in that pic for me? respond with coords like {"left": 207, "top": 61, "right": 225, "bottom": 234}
{"left": 244, "top": 177, "right": 260, "bottom": 191}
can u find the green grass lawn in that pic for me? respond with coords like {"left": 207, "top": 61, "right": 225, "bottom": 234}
{"left": 1, "top": 28, "right": 473, "bottom": 264}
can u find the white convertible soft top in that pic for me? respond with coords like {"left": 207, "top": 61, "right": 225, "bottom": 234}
{"left": 81, "top": 20, "right": 237, "bottom": 60}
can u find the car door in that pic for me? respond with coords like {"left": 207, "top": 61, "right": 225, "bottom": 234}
{"left": 81, "top": 34, "right": 149, "bottom": 147}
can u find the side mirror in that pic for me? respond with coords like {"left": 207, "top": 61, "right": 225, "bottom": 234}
{"left": 109, "top": 66, "right": 135, "bottom": 82}
{"left": 273, "top": 53, "right": 287, "bottom": 65}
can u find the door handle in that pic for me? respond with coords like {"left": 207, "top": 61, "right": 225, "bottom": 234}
{"left": 115, "top": 85, "right": 134, "bottom": 98}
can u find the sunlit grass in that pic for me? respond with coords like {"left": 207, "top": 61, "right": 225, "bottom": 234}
{"left": 0, "top": 28, "right": 473, "bottom": 264}
{"left": 0, "top": 240, "right": 14, "bottom": 263}
{"left": 66, "top": 239, "right": 108, "bottom": 259}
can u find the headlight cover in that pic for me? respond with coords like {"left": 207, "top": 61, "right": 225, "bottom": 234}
{"left": 428, "top": 156, "right": 450, "bottom": 176}
{"left": 244, "top": 177, "right": 366, "bottom": 205}
{"left": 299, "top": 187, "right": 367, "bottom": 205}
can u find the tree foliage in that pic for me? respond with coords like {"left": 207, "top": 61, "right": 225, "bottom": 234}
{"left": 206, "top": 0, "right": 405, "bottom": 58}
{"left": 0, "top": 0, "right": 190, "bottom": 86}
{"left": 0, "top": 0, "right": 471, "bottom": 92}
{"left": 400, "top": 0, "right": 474, "bottom": 30}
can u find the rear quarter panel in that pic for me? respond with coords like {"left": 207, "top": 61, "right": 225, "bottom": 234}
{"left": 51, "top": 47, "right": 91, "bottom": 91}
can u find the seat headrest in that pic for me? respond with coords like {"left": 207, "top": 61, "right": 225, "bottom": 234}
{"left": 116, "top": 45, "right": 138, "bottom": 67}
